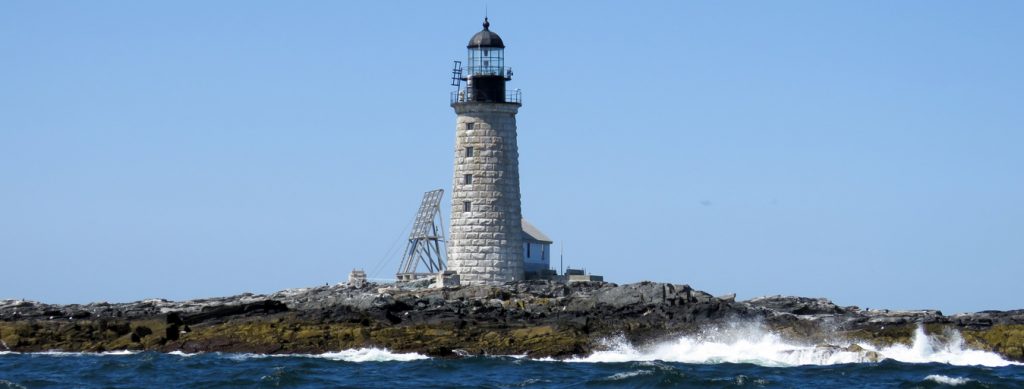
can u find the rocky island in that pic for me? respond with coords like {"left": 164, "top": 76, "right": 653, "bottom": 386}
{"left": 1, "top": 280, "right": 1022, "bottom": 363}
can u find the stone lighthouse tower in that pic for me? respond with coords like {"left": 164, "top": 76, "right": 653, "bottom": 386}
{"left": 447, "top": 18, "right": 525, "bottom": 285}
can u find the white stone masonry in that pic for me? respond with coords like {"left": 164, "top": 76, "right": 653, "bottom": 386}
{"left": 447, "top": 102, "right": 524, "bottom": 284}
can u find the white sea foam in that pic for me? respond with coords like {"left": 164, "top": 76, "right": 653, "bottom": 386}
{"left": 167, "top": 350, "right": 200, "bottom": 357}
{"left": 560, "top": 323, "right": 1019, "bottom": 367}
{"left": 213, "top": 348, "right": 428, "bottom": 362}
{"left": 0, "top": 379, "right": 28, "bottom": 389}
{"left": 924, "top": 374, "right": 971, "bottom": 385}
{"left": 99, "top": 350, "right": 138, "bottom": 356}
{"left": 605, "top": 370, "right": 653, "bottom": 381}
{"left": 313, "top": 348, "right": 428, "bottom": 362}
{"left": 516, "top": 378, "right": 551, "bottom": 386}
{"left": 222, "top": 352, "right": 267, "bottom": 361}
{"left": 30, "top": 350, "right": 139, "bottom": 357}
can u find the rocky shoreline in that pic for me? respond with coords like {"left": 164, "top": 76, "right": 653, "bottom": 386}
{"left": 2, "top": 281, "right": 1022, "bottom": 362}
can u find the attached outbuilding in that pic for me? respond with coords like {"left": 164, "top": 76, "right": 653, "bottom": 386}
{"left": 521, "top": 218, "right": 554, "bottom": 278}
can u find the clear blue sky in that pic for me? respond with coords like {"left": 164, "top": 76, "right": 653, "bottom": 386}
{"left": 2, "top": 1, "right": 1021, "bottom": 313}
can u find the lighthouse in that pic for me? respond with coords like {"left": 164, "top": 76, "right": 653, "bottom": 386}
{"left": 447, "top": 18, "right": 525, "bottom": 285}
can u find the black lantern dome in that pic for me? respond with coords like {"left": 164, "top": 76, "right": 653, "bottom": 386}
{"left": 467, "top": 18, "right": 505, "bottom": 48}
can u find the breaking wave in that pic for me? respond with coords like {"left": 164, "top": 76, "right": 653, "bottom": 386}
{"left": 563, "top": 323, "right": 1018, "bottom": 367}
{"left": 878, "top": 326, "right": 1013, "bottom": 367}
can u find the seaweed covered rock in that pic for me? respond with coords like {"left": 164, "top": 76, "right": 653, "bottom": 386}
{"left": 1, "top": 282, "right": 1022, "bottom": 362}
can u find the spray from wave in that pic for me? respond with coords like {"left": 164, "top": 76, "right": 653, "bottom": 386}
{"left": 562, "top": 322, "right": 1018, "bottom": 367}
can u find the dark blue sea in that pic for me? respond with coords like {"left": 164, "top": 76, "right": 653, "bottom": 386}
{"left": 2, "top": 351, "right": 1023, "bottom": 388}
{"left": 4, "top": 326, "right": 1024, "bottom": 388}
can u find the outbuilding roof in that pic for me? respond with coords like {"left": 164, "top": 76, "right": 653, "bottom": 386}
{"left": 521, "top": 218, "right": 553, "bottom": 243}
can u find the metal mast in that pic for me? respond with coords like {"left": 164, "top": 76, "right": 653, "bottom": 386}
{"left": 396, "top": 189, "right": 448, "bottom": 281}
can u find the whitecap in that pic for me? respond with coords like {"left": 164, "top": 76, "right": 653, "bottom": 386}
{"left": 0, "top": 379, "right": 28, "bottom": 389}
{"left": 167, "top": 350, "right": 201, "bottom": 357}
{"left": 312, "top": 348, "right": 428, "bottom": 362}
{"left": 517, "top": 378, "right": 551, "bottom": 385}
{"left": 223, "top": 352, "right": 268, "bottom": 361}
{"left": 30, "top": 350, "right": 138, "bottom": 357}
{"left": 605, "top": 370, "right": 652, "bottom": 380}
{"left": 924, "top": 374, "right": 971, "bottom": 386}
{"left": 205, "top": 349, "right": 427, "bottom": 362}
{"left": 99, "top": 350, "right": 138, "bottom": 356}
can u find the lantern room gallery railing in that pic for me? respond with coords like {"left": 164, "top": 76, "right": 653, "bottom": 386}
{"left": 450, "top": 89, "right": 522, "bottom": 104}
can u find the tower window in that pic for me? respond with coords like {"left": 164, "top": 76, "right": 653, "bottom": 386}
{"left": 465, "top": 147, "right": 474, "bottom": 157}
{"left": 464, "top": 174, "right": 472, "bottom": 185}
{"left": 466, "top": 122, "right": 475, "bottom": 130}
{"left": 463, "top": 201, "right": 471, "bottom": 212}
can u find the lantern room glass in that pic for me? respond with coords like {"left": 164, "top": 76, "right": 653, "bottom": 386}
{"left": 467, "top": 47, "right": 504, "bottom": 76}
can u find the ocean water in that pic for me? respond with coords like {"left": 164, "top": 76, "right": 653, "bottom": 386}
{"left": 2, "top": 326, "right": 1022, "bottom": 388}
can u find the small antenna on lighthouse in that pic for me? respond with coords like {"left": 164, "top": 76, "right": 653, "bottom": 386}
{"left": 560, "top": 241, "right": 564, "bottom": 275}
